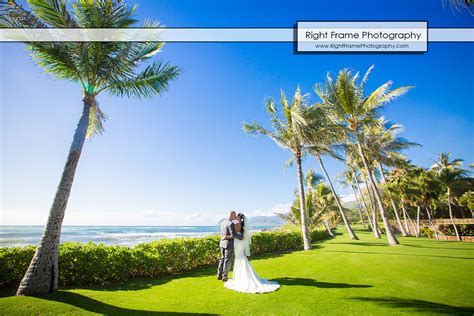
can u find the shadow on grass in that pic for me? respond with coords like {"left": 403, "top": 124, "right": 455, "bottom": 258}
{"left": 75, "top": 278, "right": 172, "bottom": 292}
{"left": 326, "top": 250, "right": 473, "bottom": 260}
{"left": 73, "top": 266, "right": 217, "bottom": 293}
{"left": 272, "top": 277, "right": 372, "bottom": 289}
{"left": 402, "top": 243, "right": 474, "bottom": 251}
{"left": 35, "top": 291, "right": 217, "bottom": 315}
{"left": 333, "top": 238, "right": 474, "bottom": 253}
{"left": 332, "top": 242, "right": 388, "bottom": 247}
{"left": 348, "top": 297, "right": 474, "bottom": 315}
{"left": 250, "top": 244, "right": 326, "bottom": 262}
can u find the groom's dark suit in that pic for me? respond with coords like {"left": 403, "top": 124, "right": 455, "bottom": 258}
{"left": 217, "top": 219, "right": 243, "bottom": 280}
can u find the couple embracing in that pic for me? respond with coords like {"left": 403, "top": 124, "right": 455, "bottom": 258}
{"left": 217, "top": 211, "right": 280, "bottom": 294}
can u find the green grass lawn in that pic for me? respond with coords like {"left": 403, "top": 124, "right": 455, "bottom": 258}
{"left": 1, "top": 227, "right": 473, "bottom": 315}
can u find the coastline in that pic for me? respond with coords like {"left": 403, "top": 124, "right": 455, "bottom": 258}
{"left": 0, "top": 225, "right": 281, "bottom": 248}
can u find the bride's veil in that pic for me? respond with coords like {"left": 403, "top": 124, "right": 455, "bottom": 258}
{"left": 243, "top": 215, "right": 252, "bottom": 256}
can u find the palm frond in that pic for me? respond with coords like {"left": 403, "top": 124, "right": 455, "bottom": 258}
{"left": 28, "top": 0, "right": 78, "bottom": 27}
{"left": 283, "top": 156, "right": 295, "bottom": 171}
{"left": 305, "top": 169, "right": 324, "bottom": 190}
{"left": 29, "top": 43, "right": 82, "bottom": 82}
{"left": 364, "top": 84, "right": 413, "bottom": 110}
{"left": 105, "top": 60, "right": 181, "bottom": 98}
{"left": 0, "top": 0, "right": 46, "bottom": 28}
{"left": 442, "top": 0, "right": 473, "bottom": 15}
{"left": 86, "top": 101, "right": 108, "bottom": 139}
{"left": 72, "top": 0, "right": 138, "bottom": 28}
{"left": 361, "top": 64, "right": 374, "bottom": 85}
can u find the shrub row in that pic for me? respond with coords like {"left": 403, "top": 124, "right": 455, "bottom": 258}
{"left": 0, "top": 229, "right": 328, "bottom": 288}
{"left": 438, "top": 224, "right": 474, "bottom": 236}
{"left": 419, "top": 224, "right": 474, "bottom": 238}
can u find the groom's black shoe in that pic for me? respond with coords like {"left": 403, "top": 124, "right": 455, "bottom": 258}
{"left": 217, "top": 275, "right": 222, "bottom": 280}
{"left": 222, "top": 277, "right": 228, "bottom": 282}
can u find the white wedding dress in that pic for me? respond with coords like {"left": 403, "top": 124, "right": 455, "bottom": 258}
{"left": 224, "top": 219, "right": 280, "bottom": 294}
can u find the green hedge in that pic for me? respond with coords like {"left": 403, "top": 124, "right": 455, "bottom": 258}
{"left": 419, "top": 224, "right": 474, "bottom": 239}
{"left": 0, "top": 229, "right": 328, "bottom": 288}
{"left": 438, "top": 224, "right": 474, "bottom": 236}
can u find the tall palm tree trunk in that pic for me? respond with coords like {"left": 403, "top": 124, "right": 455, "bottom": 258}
{"left": 323, "top": 221, "right": 335, "bottom": 237}
{"left": 365, "top": 179, "right": 382, "bottom": 238}
{"left": 17, "top": 94, "right": 93, "bottom": 295}
{"left": 401, "top": 205, "right": 411, "bottom": 236}
{"left": 296, "top": 151, "right": 312, "bottom": 250}
{"left": 355, "top": 177, "right": 375, "bottom": 232}
{"left": 369, "top": 185, "right": 384, "bottom": 236}
{"left": 378, "top": 162, "right": 408, "bottom": 237}
{"left": 416, "top": 206, "right": 421, "bottom": 238}
{"left": 316, "top": 156, "right": 358, "bottom": 240}
{"left": 403, "top": 206, "right": 416, "bottom": 237}
{"left": 356, "top": 141, "right": 399, "bottom": 245}
{"left": 351, "top": 185, "right": 366, "bottom": 228}
{"left": 447, "top": 188, "right": 461, "bottom": 241}
{"left": 425, "top": 207, "right": 439, "bottom": 240}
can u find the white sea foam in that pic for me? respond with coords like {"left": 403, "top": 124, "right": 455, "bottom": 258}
{"left": 0, "top": 225, "right": 270, "bottom": 247}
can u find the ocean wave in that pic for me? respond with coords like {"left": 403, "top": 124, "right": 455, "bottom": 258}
{"left": 95, "top": 232, "right": 217, "bottom": 240}
{"left": 0, "top": 225, "right": 273, "bottom": 247}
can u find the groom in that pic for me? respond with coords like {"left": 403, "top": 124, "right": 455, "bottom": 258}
{"left": 217, "top": 211, "right": 243, "bottom": 281}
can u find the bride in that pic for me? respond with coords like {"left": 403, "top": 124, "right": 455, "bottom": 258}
{"left": 223, "top": 213, "right": 280, "bottom": 293}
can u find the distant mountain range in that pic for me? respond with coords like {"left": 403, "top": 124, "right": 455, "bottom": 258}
{"left": 214, "top": 199, "right": 359, "bottom": 227}
{"left": 341, "top": 200, "right": 359, "bottom": 210}
{"left": 216, "top": 215, "right": 286, "bottom": 227}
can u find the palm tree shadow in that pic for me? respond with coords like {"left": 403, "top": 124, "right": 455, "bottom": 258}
{"left": 273, "top": 277, "right": 372, "bottom": 289}
{"left": 35, "top": 291, "right": 217, "bottom": 315}
{"left": 326, "top": 250, "right": 473, "bottom": 260}
{"left": 348, "top": 297, "right": 474, "bottom": 315}
{"left": 69, "top": 265, "right": 218, "bottom": 293}
{"left": 402, "top": 243, "right": 474, "bottom": 251}
{"left": 333, "top": 242, "right": 388, "bottom": 247}
{"left": 250, "top": 245, "right": 324, "bottom": 262}
{"left": 76, "top": 278, "right": 171, "bottom": 292}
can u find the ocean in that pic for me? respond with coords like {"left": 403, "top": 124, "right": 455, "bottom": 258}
{"left": 0, "top": 225, "right": 276, "bottom": 248}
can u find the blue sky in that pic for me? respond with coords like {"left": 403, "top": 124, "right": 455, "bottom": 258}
{"left": 1, "top": 0, "right": 473, "bottom": 226}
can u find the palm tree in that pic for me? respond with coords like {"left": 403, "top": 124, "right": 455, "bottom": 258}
{"left": 414, "top": 169, "right": 442, "bottom": 239}
{"left": 352, "top": 171, "right": 375, "bottom": 231}
{"left": 458, "top": 191, "right": 474, "bottom": 212}
{"left": 243, "top": 88, "right": 315, "bottom": 250}
{"left": 278, "top": 170, "right": 329, "bottom": 232}
{"left": 363, "top": 118, "right": 421, "bottom": 237}
{"left": 391, "top": 165, "right": 424, "bottom": 237}
{"left": 431, "top": 153, "right": 468, "bottom": 241}
{"left": 396, "top": 166, "right": 444, "bottom": 238}
{"left": 312, "top": 182, "right": 342, "bottom": 236}
{"left": 304, "top": 104, "right": 359, "bottom": 240}
{"left": 346, "top": 145, "right": 382, "bottom": 238}
{"left": 1, "top": 1, "right": 180, "bottom": 295}
{"left": 387, "top": 161, "right": 417, "bottom": 236}
{"left": 337, "top": 169, "right": 367, "bottom": 228}
{"left": 315, "top": 65, "right": 413, "bottom": 245}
